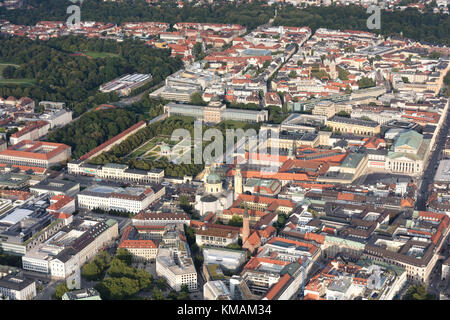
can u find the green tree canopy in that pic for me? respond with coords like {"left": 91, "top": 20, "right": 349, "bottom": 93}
{"left": 228, "top": 215, "right": 243, "bottom": 227}
{"left": 156, "top": 277, "right": 167, "bottom": 290}
{"left": 152, "top": 288, "right": 165, "bottom": 300}
{"left": 53, "top": 282, "right": 69, "bottom": 300}
{"left": 403, "top": 285, "right": 436, "bottom": 300}
{"left": 357, "top": 77, "right": 376, "bottom": 89}
{"left": 95, "top": 277, "right": 140, "bottom": 300}
{"left": 190, "top": 92, "right": 207, "bottom": 106}
{"left": 1, "top": 65, "right": 16, "bottom": 79}
{"left": 337, "top": 111, "right": 350, "bottom": 118}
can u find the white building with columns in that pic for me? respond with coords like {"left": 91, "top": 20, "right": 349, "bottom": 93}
{"left": 385, "top": 130, "right": 430, "bottom": 175}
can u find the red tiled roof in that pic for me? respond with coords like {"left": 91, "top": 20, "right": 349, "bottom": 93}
{"left": 190, "top": 220, "right": 206, "bottom": 229}
{"left": 196, "top": 225, "right": 239, "bottom": 238}
{"left": 223, "top": 207, "right": 267, "bottom": 218}
{"left": 418, "top": 211, "right": 446, "bottom": 221}
{"left": 401, "top": 198, "right": 414, "bottom": 208}
{"left": 47, "top": 195, "right": 74, "bottom": 211}
{"left": 236, "top": 194, "right": 295, "bottom": 209}
{"left": 337, "top": 192, "right": 354, "bottom": 201}
{"left": 0, "top": 163, "right": 47, "bottom": 174}
{"left": 0, "top": 189, "right": 32, "bottom": 200}
{"left": 118, "top": 225, "right": 158, "bottom": 249}
{"left": 244, "top": 257, "right": 290, "bottom": 271}
{"left": 322, "top": 226, "right": 336, "bottom": 235}
{"left": 119, "top": 239, "right": 157, "bottom": 249}
{"left": 10, "top": 121, "right": 49, "bottom": 139}
{"left": 258, "top": 225, "right": 277, "bottom": 239}
{"left": 303, "top": 232, "right": 325, "bottom": 244}
{"left": 204, "top": 212, "right": 216, "bottom": 223}
{"left": 304, "top": 292, "right": 322, "bottom": 300}
{"left": 0, "top": 140, "right": 70, "bottom": 160}
{"left": 135, "top": 225, "right": 165, "bottom": 230}
{"left": 245, "top": 231, "right": 261, "bottom": 247}
{"left": 264, "top": 273, "right": 291, "bottom": 300}
{"left": 51, "top": 212, "right": 72, "bottom": 220}
{"left": 267, "top": 237, "right": 318, "bottom": 254}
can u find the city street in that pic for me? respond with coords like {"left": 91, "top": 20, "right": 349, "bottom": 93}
{"left": 33, "top": 279, "right": 59, "bottom": 300}
{"left": 415, "top": 107, "right": 450, "bottom": 210}
{"left": 427, "top": 261, "right": 444, "bottom": 298}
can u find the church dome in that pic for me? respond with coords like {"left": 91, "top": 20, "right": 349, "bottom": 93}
{"left": 210, "top": 94, "right": 220, "bottom": 102}
{"left": 206, "top": 173, "right": 221, "bottom": 184}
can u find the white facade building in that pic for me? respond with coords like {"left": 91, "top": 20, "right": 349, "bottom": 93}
{"left": 77, "top": 185, "right": 164, "bottom": 213}
{"left": 156, "top": 247, "right": 198, "bottom": 292}
{"left": 22, "top": 219, "right": 119, "bottom": 279}
{"left": 67, "top": 162, "right": 164, "bottom": 184}
{"left": 204, "top": 280, "right": 232, "bottom": 300}
{"left": 0, "top": 275, "right": 36, "bottom": 300}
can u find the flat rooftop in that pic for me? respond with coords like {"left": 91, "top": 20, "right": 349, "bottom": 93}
{"left": 32, "top": 179, "right": 78, "bottom": 192}
{"left": 0, "top": 208, "right": 33, "bottom": 225}
{"left": 434, "top": 160, "right": 450, "bottom": 183}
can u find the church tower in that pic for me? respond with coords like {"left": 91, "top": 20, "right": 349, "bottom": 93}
{"left": 329, "top": 59, "right": 338, "bottom": 80}
{"left": 242, "top": 204, "right": 250, "bottom": 244}
{"left": 288, "top": 142, "right": 295, "bottom": 160}
{"left": 204, "top": 164, "right": 211, "bottom": 182}
{"left": 234, "top": 164, "right": 243, "bottom": 199}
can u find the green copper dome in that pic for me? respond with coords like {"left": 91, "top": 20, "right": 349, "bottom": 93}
{"left": 206, "top": 173, "right": 221, "bottom": 184}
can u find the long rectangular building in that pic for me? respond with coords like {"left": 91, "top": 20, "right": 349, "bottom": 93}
{"left": 164, "top": 102, "right": 268, "bottom": 123}
{"left": 0, "top": 140, "right": 71, "bottom": 168}
{"left": 99, "top": 73, "right": 152, "bottom": 97}
{"left": 9, "top": 121, "right": 50, "bottom": 145}
{"left": 327, "top": 116, "right": 381, "bottom": 136}
{"left": 22, "top": 218, "right": 119, "bottom": 279}
{"left": 79, "top": 121, "right": 147, "bottom": 161}
{"left": 77, "top": 184, "right": 165, "bottom": 213}
{"left": 67, "top": 162, "right": 164, "bottom": 184}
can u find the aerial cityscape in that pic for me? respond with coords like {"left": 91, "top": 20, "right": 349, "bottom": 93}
{"left": 0, "top": 0, "right": 449, "bottom": 305}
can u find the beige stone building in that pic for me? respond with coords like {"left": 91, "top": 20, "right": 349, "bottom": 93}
{"left": 118, "top": 226, "right": 159, "bottom": 262}
{"left": 327, "top": 116, "right": 380, "bottom": 136}
{"left": 386, "top": 130, "right": 429, "bottom": 175}
{"left": 312, "top": 101, "right": 335, "bottom": 119}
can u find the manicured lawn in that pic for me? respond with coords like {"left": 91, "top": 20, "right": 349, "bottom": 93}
{"left": 127, "top": 135, "right": 184, "bottom": 160}
{"left": 0, "top": 63, "right": 32, "bottom": 85}
{"left": 129, "top": 139, "right": 156, "bottom": 158}
{"left": 129, "top": 149, "right": 146, "bottom": 158}
{"left": 0, "top": 78, "right": 35, "bottom": 85}
{"left": 142, "top": 155, "right": 157, "bottom": 161}
{"left": 140, "top": 141, "right": 156, "bottom": 152}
